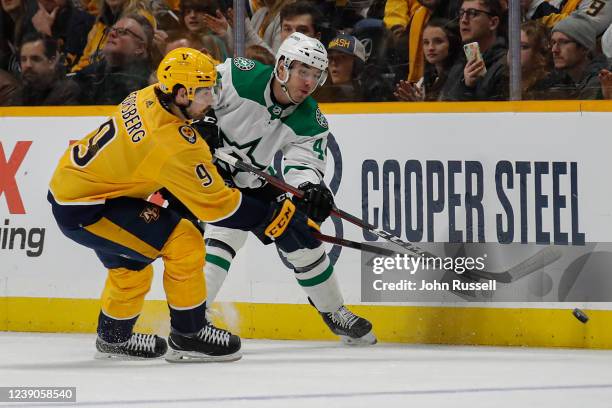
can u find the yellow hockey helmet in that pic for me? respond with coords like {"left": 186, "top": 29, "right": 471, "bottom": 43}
{"left": 157, "top": 47, "right": 217, "bottom": 101}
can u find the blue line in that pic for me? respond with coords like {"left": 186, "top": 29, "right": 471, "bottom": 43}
{"left": 2, "top": 383, "right": 612, "bottom": 407}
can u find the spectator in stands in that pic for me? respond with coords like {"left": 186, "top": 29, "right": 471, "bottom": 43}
{"left": 245, "top": 44, "right": 275, "bottom": 64}
{"left": 599, "top": 67, "right": 612, "bottom": 99}
{"left": 72, "top": 14, "right": 153, "bottom": 104}
{"left": 314, "top": 33, "right": 366, "bottom": 102}
{"left": 249, "top": 0, "right": 286, "bottom": 53}
{"left": 442, "top": 0, "right": 508, "bottom": 101}
{"left": 24, "top": 0, "right": 94, "bottom": 69}
{"left": 548, "top": 13, "right": 605, "bottom": 99}
{"left": 383, "top": 0, "right": 420, "bottom": 42}
{"left": 142, "top": 30, "right": 207, "bottom": 84}
{"left": 405, "top": 0, "right": 457, "bottom": 84}
{"left": 353, "top": 18, "right": 397, "bottom": 100}
{"left": 149, "top": 0, "right": 181, "bottom": 31}
{"left": 533, "top": 0, "right": 612, "bottom": 36}
{"left": 180, "top": 0, "right": 229, "bottom": 61}
{"left": 521, "top": 0, "right": 558, "bottom": 22}
{"left": 10, "top": 32, "right": 79, "bottom": 105}
{"left": 71, "top": 0, "right": 154, "bottom": 73}
{"left": 159, "top": 29, "right": 223, "bottom": 65}
{"left": 395, "top": 18, "right": 460, "bottom": 101}
{"left": 323, "top": 0, "right": 372, "bottom": 34}
{"left": 236, "top": 0, "right": 326, "bottom": 59}
{"left": 162, "top": 30, "right": 207, "bottom": 55}
{"left": 598, "top": 23, "right": 612, "bottom": 99}
{"left": 0, "top": 68, "right": 18, "bottom": 104}
{"left": 602, "top": 22, "right": 612, "bottom": 63}
{"left": 1, "top": 0, "right": 29, "bottom": 74}
{"left": 516, "top": 20, "right": 554, "bottom": 99}
{"left": 279, "top": 1, "right": 323, "bottom": 43}
{"left": 199, "top": 0, "right": 274, "bottom": 53}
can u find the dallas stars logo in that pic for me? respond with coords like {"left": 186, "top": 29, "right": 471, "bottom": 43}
{"left": 216, "top": 136, "right": 265, "bottom": 177}
{"left": 234, "top": 57, "right": 256, "bottom": 71}
{"left": 316, "top": 108, "right": 328, "bottom": 129}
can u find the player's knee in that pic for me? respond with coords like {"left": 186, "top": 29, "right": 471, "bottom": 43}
{"left": 162, "top": 219, "right": 205, "bottom": 276}
{"left": 205, "top": 225, "right": 248, "bottom": 253}
{"left": 106, "top": 265, "right": 154, "bottom": 293}
{"left": 285, "top": 246, "right": 327, "bottom": 269}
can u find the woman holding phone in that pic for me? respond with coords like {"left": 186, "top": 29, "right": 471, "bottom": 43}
{"left": 394, "top": 18, "right": 461, "bottom": 101}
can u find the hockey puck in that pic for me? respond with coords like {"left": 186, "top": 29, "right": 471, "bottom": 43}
{"left": 572, "top": 308, "right": 589, "bottom": 323}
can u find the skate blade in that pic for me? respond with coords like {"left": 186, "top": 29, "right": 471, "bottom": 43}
{"left": 164, "top": 349, "right": 242, "bottom": 363}
{"left": 94, "top": 351, "right": 164, "bottom": 361}
{"left": 340, "top": 330, "right": 377, "bottom": 346}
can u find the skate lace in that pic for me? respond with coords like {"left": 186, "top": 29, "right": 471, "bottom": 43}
{"left": 197, "top": 324, "right": 230, "bottom": 347}
{"left": 125, "top": 333, "right": 156, "bottom": 352}
{"left": 329, "top": 306, "right": 359, "bottom": 329}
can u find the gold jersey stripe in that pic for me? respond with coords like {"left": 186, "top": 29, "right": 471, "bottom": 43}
{"left": 84, "top": 217, "right": 160, "bottom": 260}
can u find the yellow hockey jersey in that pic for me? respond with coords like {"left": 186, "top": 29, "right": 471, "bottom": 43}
{"left": 49, "top": 84, "right": 242, "bottom": 224}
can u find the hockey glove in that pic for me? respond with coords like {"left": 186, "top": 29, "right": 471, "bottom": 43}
{"left": 293, "top": 182, "right": 334, "bottom": 223}
{"left": 255, "top": 199, "right": 320, "bottom": 253}
{"left": 192, "top": 115, "right": 221, "bottom": 154}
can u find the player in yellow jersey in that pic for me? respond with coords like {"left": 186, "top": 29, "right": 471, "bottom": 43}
{"left": 48, "top": 48, "right": 320, "bottom": 362}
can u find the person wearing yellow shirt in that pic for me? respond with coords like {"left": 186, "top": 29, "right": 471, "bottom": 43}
{"left": 48, "top": 48, "right": 319, "bottom": 362}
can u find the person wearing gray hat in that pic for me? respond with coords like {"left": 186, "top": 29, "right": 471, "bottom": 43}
{"left": 550, "top": 12, "right": 607, "bottom": 99}
{"left": 551, "top": 12, "right": 596, "bottom": 51}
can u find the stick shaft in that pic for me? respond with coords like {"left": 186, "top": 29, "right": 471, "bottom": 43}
{"left": 214, "top": 150, "right": 432, "bottom": 256}
{"left": 463, "top": 247, "right": 563, "bottom": 283}
{"left": 312, "top": 232, "right": 397, "bottom": 257}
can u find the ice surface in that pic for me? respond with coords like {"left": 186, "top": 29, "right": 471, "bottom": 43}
{"left": 1, "top": 332, "right": 611, "bottom": 407}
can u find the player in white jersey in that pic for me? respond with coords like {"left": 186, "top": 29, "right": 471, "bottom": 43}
{"left": 204, "top": 32, "right": 376, "bottom": 345}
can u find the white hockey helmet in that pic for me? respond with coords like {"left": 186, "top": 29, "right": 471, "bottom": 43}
{"left": 274, "top": 32, "right": 328, "bottom": 89}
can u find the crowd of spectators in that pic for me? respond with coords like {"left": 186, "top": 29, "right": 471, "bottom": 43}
{"left": 2, "top": 0, "right": 612, "bottom": 105}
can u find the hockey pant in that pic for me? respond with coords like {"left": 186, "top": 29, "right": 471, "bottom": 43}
{"left": 204, "top": 224, "right": 344, "bottom": 313}
{"left": 54, "top": 197, "right": 207, "bottom": 342}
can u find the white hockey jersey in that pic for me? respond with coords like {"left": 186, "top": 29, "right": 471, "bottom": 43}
{"left": 213, "top": 57, "right": 330, "bottom": 189}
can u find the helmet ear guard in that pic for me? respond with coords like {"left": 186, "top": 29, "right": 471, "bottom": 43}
{"left": 275, "top": 57, "right": 291, "bottom": 84}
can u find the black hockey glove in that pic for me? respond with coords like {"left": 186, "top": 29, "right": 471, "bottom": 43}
{"left": 192, "top": 114, "right": 221, "bottom": 154}
{"left": 293, "top": 182, "right": 334, "bottom": 223}
{"left": 254, "top": 198, "right": 321, "bottom": 253}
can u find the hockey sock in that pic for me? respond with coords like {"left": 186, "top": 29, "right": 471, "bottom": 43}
{"left": 169, "top": 301, "right": 207, "bottom": 335}
{"left": 204, "top": 239, "right": 236, "bottom": 305}
{"left": 97, "top": 311, "right": 138, "bottom": 343}
{"left": 294, "top": 254, "right": 344, "bottom": 313}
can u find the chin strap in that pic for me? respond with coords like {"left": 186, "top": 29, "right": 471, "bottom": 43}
{"left": 274, "top": 59, "right": 301, "bottom": 105}
{"left": 280, "top": 83, "right": 301, "bottom": 105}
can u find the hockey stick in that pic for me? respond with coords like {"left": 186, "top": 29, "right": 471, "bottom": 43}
{"left": 214, "top": 151, "right": 564, "bottom": 282}
{"left": 311, "top": 231, "right": 397, "bottom": 257}
{"left": 461, "top": 246, "right": 563, "bottom": 283}
{"left": 214, "top": 150, "right": 437, "bottom": 258}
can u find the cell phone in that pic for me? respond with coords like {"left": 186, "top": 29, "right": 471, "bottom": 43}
{"left": 463, "top": 42, "right": 487, "bottom": 75}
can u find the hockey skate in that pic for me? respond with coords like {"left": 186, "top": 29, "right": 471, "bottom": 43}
{"left": 95, "top": 333, "right": 168, "bottom": 360}
{"left": 317, "top": 302, "right": 377, "bottom": 346}
{"left": 165, "top": 321, "right": 242, "bottom": 363}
